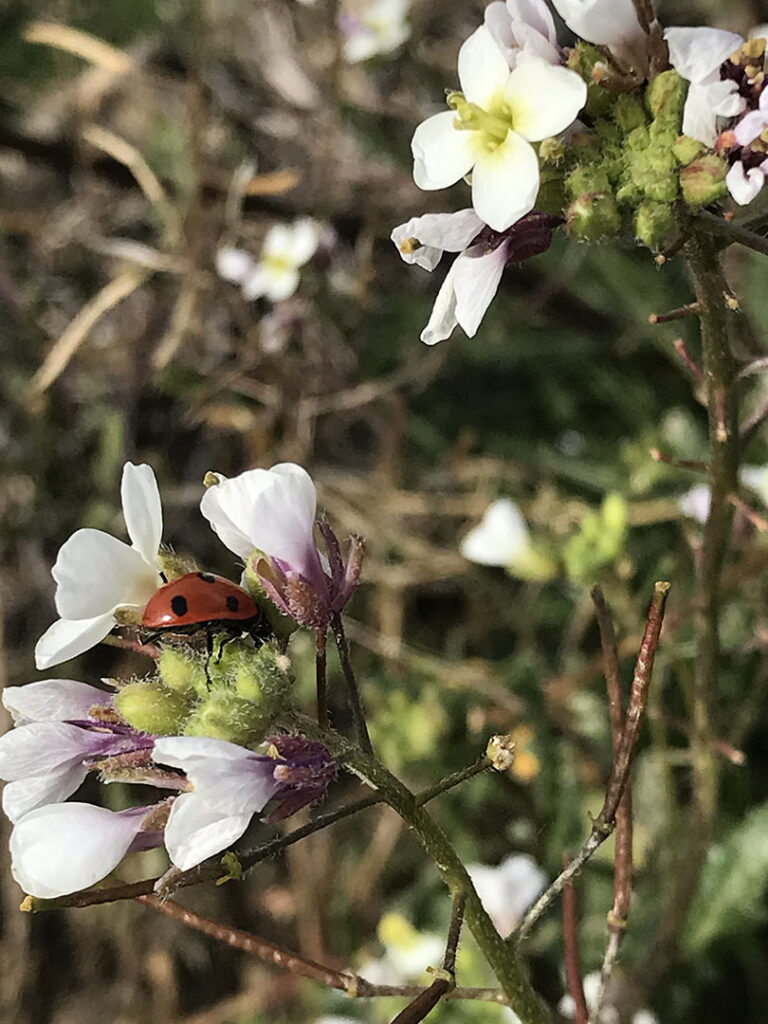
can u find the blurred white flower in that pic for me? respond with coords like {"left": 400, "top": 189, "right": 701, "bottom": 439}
{"left": 741, "top": 465, "right": 768, "bottom": 504}
{"left": 559, "top": 971, "right": 658, "bottom": 1024}
{"left": 551, "top": 0, "right": 643, "bottom": 54}
{"left": 462, "top": 499, "right": 530, "bottom": 567}
{"left": 11, "top": 802, "right": 164, "bottom": 898}
{"left": 339, "top": 0, "right": 410, "bottom": 64}
{"left": 484, "top": 0, "right": 561, "bottom": 68}
{"left": 679, "top": 483, "right": 711, "bottom": 524}
{"left": 359, "top": 912, "right": 445, "bottom": 984}
{"left": 665, "top": 27, "right": 745, "bottom": 146}
{"left": 467, "top": 853, "right": 546, "bottom": 937}
{"left": 35, "top": 463, "right": 164, "bottom": 671}
{"left": 411, "top": 26, "right": 586, "bottom": 231}
{"left": 217, "top": 219, "right": 320, "bottom": 303}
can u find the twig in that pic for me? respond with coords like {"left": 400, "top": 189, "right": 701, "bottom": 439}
{"left": 692, "top": 209, "right": 768, "bottom": 259}
{"left": 390, "top": 893, "right": 466, "bottom": 1024}
{"left": 590, "top": 588, "right": 633, "bottom": 1024}
{"left": 729, "top": 493, "right": 768, "bottom": 532}
{"left": 515, "top": 582, "right": 670, "bottom": 942}
{"left": 331, "top": 612, "right": 373, "bottom": 754}
{"left": 672, "top": 338, "right": 704, "bottom": 383}
{"left": 316, "top": 627, "right": 329, "bottom": 731}
{"left": 563, "top": 855, "right": 588, "bottom": 1024}
{"left": 649, "top": 450, "right": 708, "bottom": 474}
{"left": 739, "top": 392, "right": 768, "bottom": 449}
{"left": 648, "top": 302, "right": 700, "bottom": 324}
{"left": 23, "top": 757, "right": 491, "bottom": 911}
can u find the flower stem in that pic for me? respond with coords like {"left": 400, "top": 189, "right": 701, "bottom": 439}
{"left": 331, "top": 611, "right": 373, "bottom": 753}
{"left": 316, "top": 627, "right": 329, "bottom": 731}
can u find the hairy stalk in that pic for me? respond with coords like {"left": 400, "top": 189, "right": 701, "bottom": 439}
{"left": 286, "top": 713, "right": 549, "bottom": 1024}
{"left": 331, "top": 611, "right": 373, "bottom": 753}
{"left": 631, "top": 229, "right": 737, "bottom": 1002}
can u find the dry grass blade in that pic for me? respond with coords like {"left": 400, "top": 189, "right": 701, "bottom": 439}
{"left": 23, "top": 21, "right": 134, "bottom": 74}
{"left": 28, "top": 268, "right": 151, "bottom": 398}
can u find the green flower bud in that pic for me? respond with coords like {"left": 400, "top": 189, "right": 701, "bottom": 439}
{"left": 183, "top": 691, "right": 272, "bottom": 745}
{"left": 539, "top": 137, "right": 565, "bottom": 164}
{"left": 646, "top": 70, "right": 687, "bottom": 129}
{"left": 614, "top": 94, "right": 647, "bottom": 133}
{"left": 681, "top": 155, "right": 728, "bottom": 205}
{"left": 634, "top": 200, "right": 675, "bottom": 251}
{"left": 566, "top": 165, "right": 611, "bottom": 199}
{"left": 234, "top": 644, "right": 293, "bottom": 711}
{"left": 566, "top": 193, "right": 621, "bottom": 241}
{"left": 115, "top": 681, "right": 191, "bottom": 735}
{"left": 626, "top": 125, "right": 650, "bottom": 153}
{"left": 672, "top": 135, "right": 705, "bottom": 166}
{"left": 158, "top": 550, "right": 199, "bottom": 580}
{"left": 629, "top": 147, "right": 679, "bottom": 202}
{"left": 158, "top": 646, "right": 209, "bottom": 697}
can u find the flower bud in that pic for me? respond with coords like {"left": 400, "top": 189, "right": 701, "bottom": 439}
{"left": 634, "top": 200, "right": 675, "bottom": 251}
{"left": 158, "top": 646, "right": 208, "bottom": 697}
{"left": 539, "top": 137, "right": 565, "bottom": 164}
{"left": 183, "top": 692, "right": 272, "bottom": 745}
{"left": 613, "top": 94, "right": 647, "bottom": 134}
{"left": 672, "top": 135, "right": 705, "bottom": 166}
{"left": 566, "top": 165, "right": 612, "bottom": 198}
{"left": 233, "top": 644, "right": 293, "bottom": 711}
{"left": 157, "top": 551, "right": 199, "bottom": 580}
{"left": 114, "top": 681, "right": 191, "bottom": 736}
{"left": 566, "top": 192, "right": 621, "bottom": 241}
{"left": 681, "top": 155, "right": 728, "bottom": 205}
{"left": 646, "top": 70, "right": 686, "bottom": 128}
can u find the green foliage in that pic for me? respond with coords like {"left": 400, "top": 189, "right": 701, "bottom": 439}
{"left": 562, "top": 493, "right": 628, "bottom": 584}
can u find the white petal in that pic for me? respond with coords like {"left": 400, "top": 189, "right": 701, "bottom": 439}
{"left": 553, "top": 0, "right": 642, "bottom": 50}
{"left": 391, "top": 210, "right": 485, "bottom": 271}
{"left": 287, "top": 219, "right": 321, "bottom": 266}
{"left": 52, "top": 529, "right": 160, "bottom": 619}
{"left": 420, "top": 261, "right": 460, "bottom": 345}
{"left": 461, "top": 498, "right": 530, "bottom": 566}
{"left": 216, "top": 247, "right": 257, "bottom": 285}
{"left": 453, "top": 244, "right": 508, "bottom": 337}
{"left": 679, "top": 484, "right": 711, "bottom": 524}
{"left": 200, "top": 464, "right": 320, "bottom": 578}
{"left": 2, "top": 766, "right": 89, "bottom": 823}
{"left": 0, "top": 722, "right": 95, "bottom": 780}
{"left": 506, "top": 62, "right": 587, "bottom": 142}
{"left": 263, "top": 267, "right": 301, "bottom": 303}
{"left": 468, "top": 854, "right": 545, "bottom": 936}
{"left": 2, "top": 679, "right": 110, "bottom": 725}
{"left": 458, "top": 26, "right": 512, "bottom": 108}
{"left": 163, "top": 793, "right": 252, "bottom": 870}
{"left": 726, "top": 162, "right": 765, "bottom": 206}
{"left": 10, "top": 803, "right": 147, "bottom": 897}
{"left": 34, "top": 613, "right": 117, "bottom": 671}
{"left": 741, "top": 465, "right": 768, "bottom": 503}
{"left": 734, "top": 109, "right": 768, "bottom": 146}
{"left": 665, "top": 27, "right": 744, "bottom": 83}
{"left": 412, "top": 111, "right": 478, "bottom": 191}
{"left": 471, "top": 132, "right": 539, "bottom": 231}
{"left": 121, "top": 462, "right": 163, "bottom": 566}
{"left": 682, "top": 81, "right": 742, "bottom": 146}
{"left": 241, "top": 265, "right": 271, "bottom": 301}
{"left": 509, "top": 0, "right": 557, "bottom": 45}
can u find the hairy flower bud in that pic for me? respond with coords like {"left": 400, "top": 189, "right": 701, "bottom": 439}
{"left": 158, "top": 646, "right": 208, "bottom": 698}
{"left": 680, "top": 155, "right": 728, "bottom": 204}
{"left": 566, "top": 192, "right": 621, "bottom": 241}
{"left": 646, "top": 70, "right": 687, "bottom": 128}
{"left": 634, "top": 200, "right": 675, "bottom": 251}
{"left": 182, "top": 692, "right": 272, "bottom": 745}
{"left": 114, "top": 681, "right": 191, "bottom": 736}
{"left": 672, "top": 135, "right": 705, "bottom": 166}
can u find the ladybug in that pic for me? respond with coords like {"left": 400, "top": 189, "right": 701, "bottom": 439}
{"left": 141, "top": 572, "right": 271, "bottom": 647}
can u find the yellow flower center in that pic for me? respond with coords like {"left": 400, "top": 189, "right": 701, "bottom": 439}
{"left": 447, "top": 90, "right": 512, "bottom": 147}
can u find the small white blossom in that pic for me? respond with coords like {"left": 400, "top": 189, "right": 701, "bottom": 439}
{"left": 551, "top": 0, "right": 643, "bottom": 54}
{"left": 679, "top": 483, "right": 711, "bottom": 524}
{"left": 665, "top": 27, "right": 746, "bottom": 146}
{"left": 411, "top": 26, "right": 586, "bottom": 231}
{"left": 559, "top": 971, "right": 658, "bottom": 1024}
{"left": 11, "top": 802, "right": 163, "bottom": 898}
{"left": 461, "top": 498, "right": 532, "bottom": 567}
{"left": 484, "top": 0, "right": 560, "bottom": 68}
{"left": 35, "top": 463, "right": 164, "bottom": 671}
{"left": 359, "top": 912, "right": 445, "bottom": 985}
{"left": 217, "top": 219, "right": 321, "bottom": 303}
{"left": 467, "top": 853, "right": 546, "bottom": 937}
{"left": 339, "top": 0, "right": 410, "bottom": 63}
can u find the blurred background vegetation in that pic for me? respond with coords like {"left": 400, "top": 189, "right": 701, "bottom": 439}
{"left": 2, "top": 0, "right": 768, "bottom": 1021}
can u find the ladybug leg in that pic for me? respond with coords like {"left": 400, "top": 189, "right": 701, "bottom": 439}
{"left": 204, "top": 630, "right": 213, "bottom": 689}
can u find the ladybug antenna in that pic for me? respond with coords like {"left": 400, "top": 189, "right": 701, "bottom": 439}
{"left": 159, "top": 571, "right": 168, "bottom": 584}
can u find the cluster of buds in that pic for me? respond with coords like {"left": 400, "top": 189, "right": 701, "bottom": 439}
{"left": 392, "top": 0, "right": 768, "bottom": 343}
{"left": 0, "top": 462, "right": 357, "bottom": 898}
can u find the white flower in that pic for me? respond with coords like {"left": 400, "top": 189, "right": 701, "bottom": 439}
{"left": 217, "top": 219, "right": 320, "bottom": 303}
{"left": 35, "top": 463, "right": 164, "bottom": 671}
{"left": 153, "top": 735, "right": 334, "bottom": 870}
{"left": 741, "top": 464, "right": 768, "bottom": 504}
{"left": 467, "top": 853, "right": 546, "bottom": 937}
{"left": 391, "top": 209, "right": 484, "bottom": 271}
{"left": 411, "top": 26, "right": 586, "bottom": 231}
{"left": 360, "top": 912, "right": 445, "bottom": 984}
{"left": 726, "top": 159, "right": 768, "bottom": 205}
{"left": 10, "top": 802, "right": 162, "bottom": 898}
{"left": 484, "top": 0, "right": 560, "bottom": 68}
{"left": 0, "top": 680, "right": 152, "bottom": 822}
{"left": 551, "top": 0, "right": 643, "bottom": 54}
{"left": 461, "top": 498, "right": 532, "bottom": 567}
{"left": 420, "top": 239, "right": 511, "bottom": 344}
{"left": 665, "top": 27, "right": 746, "bottom": 146}
{"left": 340, "top": 0, "right": 410, "bottom": 63}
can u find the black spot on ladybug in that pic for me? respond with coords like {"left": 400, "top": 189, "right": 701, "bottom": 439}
{"left": 171, "top": 595, "right": 189, "bottom": 617}
{"left": 226, "top": 595, "right": 240, "bottom": 612}
{"left": 198, "top": 572, "right": 216, "bottom": 583}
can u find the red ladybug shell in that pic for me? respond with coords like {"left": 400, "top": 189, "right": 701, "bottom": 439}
{"left": 141, "top": 572, "right": 260, "bottom": 628}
